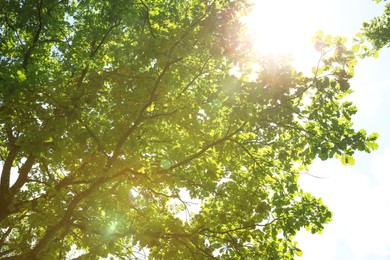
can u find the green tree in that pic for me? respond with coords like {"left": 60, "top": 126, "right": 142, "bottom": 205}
{"left": 0, "top": 0, "right": 378, "bottom": 259}
{"left": 359, "top": 0, "right": 390, "bottom": 56}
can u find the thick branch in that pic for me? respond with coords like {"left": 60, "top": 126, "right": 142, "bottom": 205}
{"left": 27, "top": 169, "right": 129, "bottom": 257}
{"left": 0, "top": 147, "right": 19, "bottom": 197}
{"left": 22, "top": 0, "right": 44, "bottom": 69}
{"left": 0, "top": 127, "right": 19, "bottom": 199}
{"left": 0, "top": 227, "right": 12, "bottom": 249}
{"left": 10, "top": 155, "right": 36, "bottom": 196}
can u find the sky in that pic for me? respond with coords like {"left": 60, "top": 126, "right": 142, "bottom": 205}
{"left": 247, "top": 0, "right": 390, "bottom": 259}
{"left": 297, "top": 48, "right": 390, "bottom": 258}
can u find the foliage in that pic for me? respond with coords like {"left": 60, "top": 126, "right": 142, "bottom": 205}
{"left": 0, "top": 0, "right": 378, "bottom": 259}
{"left": 358, "top": 0, "right": 390, "bottom": 56}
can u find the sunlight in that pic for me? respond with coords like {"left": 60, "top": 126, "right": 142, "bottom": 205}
{"left": 244, "top": 0, "right": 329, "bottom": 72}
{"left": 245, "top": 0, "right": 318, "bottom": 54}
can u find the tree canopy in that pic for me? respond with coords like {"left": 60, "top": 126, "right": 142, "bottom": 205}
{"left": 0, "top": 0, "right": 378, "bottom": 259}
{"left": 360, "top": 0, "right": 390, "bottom": 55}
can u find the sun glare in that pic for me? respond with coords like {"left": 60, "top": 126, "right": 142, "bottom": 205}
{"left": 244, "top": 0, "right": 329, "bottom": 72}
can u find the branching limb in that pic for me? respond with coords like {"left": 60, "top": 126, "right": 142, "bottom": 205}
{"left": 170, "top": 122, "right": 247, "bottom": 170}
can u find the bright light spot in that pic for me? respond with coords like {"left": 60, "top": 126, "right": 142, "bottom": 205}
{"left": 246, "top": 63, "right": 261, "bottom": 82}
{"left": 108, "top": 221, "right": 117, "bottom": 233}
{"left": 211, "top": 98, "right": 223, "bottom": 108}
{"left": 160, "top": 159, "right": 171, "bottom": 170}
{"left": 244, "top": 0, "right": 331, "bottom": 73}
{"left": 245, "top": 0, "right": 319, "bottom": 54}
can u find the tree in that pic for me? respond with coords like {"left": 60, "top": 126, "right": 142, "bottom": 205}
{"left": 359, "top": 0, "right": 390, "bottom": 56}
{"left": 0, "top": 0, "right": 378, "bottom": 259}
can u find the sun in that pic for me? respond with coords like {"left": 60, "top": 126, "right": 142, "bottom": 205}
{"left": 243, "top": 0, "right": 327, "bottom": 71}
{"left": 244, "top": 0, "right": 318, "bottom": 54}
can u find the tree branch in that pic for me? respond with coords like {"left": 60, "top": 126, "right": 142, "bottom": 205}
{"left": 0, "top": 127, "right": 20, "bottom": 215}
{"left": 22, "top": 0, "right": 44, "bottom": 69}
{"left": 27, "top": 169, "right": 130, "bottom": 256}
{"left": 9, "top": 154, "right": 35, "bottom": 197}
{"left": 170, "top": 122, "right": 247, "bottom": 170}
{"left": 177, "top": 56, "right": 212, "bottom": 98}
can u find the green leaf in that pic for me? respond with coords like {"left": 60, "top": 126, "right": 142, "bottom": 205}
{"left": 341, "top": 155, "right": 355, "bottom": 166}
{"left": 368, "top": 132, "right": 380, "bottom": 141}
{"left": 366, "top": 141, "right": 379, "bottom": 150}
{"left": 17, "top": 70, "right": 27, "bottom": 82}
{"left": 352, "top": 44, "right": 360, "bottom": 53}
